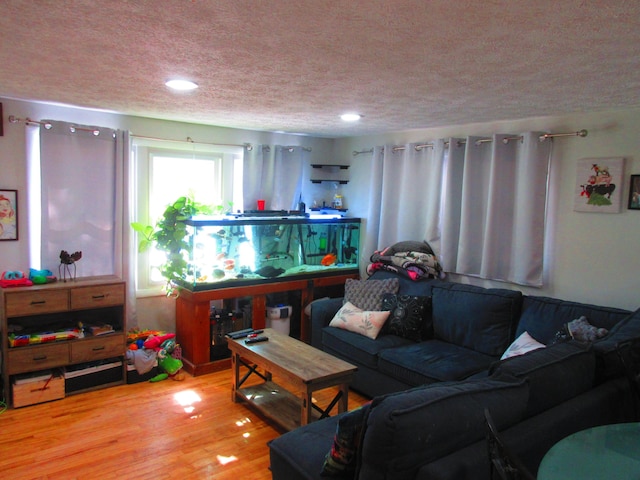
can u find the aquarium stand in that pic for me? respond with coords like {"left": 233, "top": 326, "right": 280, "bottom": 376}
{"left": 175, "top": 272, "right": 358, "bottom": 376}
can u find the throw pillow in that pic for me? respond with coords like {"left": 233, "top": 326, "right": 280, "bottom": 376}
{"left": 500, "top": 331, "right": 545, "bottom": 360}
{"left": 329, "top": 302, "right": 390, "bottom": 340}
{"left": 553, "top": 315, "right": 609, "bottom": 344}
{"left": 344, "top": 278, "right": 399, "bottom": 311}
{"left": 321, "top": 403, "right": 371, "bottom": 477}
{"left": 380, "top": 293, "right": 432, "bottom": 341}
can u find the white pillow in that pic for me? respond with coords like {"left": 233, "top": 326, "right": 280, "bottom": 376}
{"left": 500, "top": 331, "right": 545, "bottom": 360}
{"left": 329, "top": 301, "right": 390, "bottom": 340}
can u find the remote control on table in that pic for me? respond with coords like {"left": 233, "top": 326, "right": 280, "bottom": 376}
{"left": 245, "top": 335, "right": 269, "bottom": 344}
{"left": 227, "top": 329, "right": 263, "bottom": 339}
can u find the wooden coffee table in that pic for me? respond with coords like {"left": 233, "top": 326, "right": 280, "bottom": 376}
{"left": 227, "top": 328, "right": 357, "bottom": 431}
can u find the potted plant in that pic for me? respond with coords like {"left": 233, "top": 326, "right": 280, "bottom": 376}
{"left": 132, "top": 196, "right": 221, "bottom": 295}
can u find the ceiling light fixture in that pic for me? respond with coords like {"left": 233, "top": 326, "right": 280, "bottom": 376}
{"left": 340, "top": 113, "right": 362, "bottom": 122}
{"left": 165, "top": 79, "right": 199, "bottom": 91}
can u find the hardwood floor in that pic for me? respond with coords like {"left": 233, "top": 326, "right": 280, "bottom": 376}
{"left": 0, "top": 367, "right": 368, "bottom": 480}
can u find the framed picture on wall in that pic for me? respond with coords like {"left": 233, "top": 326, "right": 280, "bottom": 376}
{"left": 629, "top": 175, "right": 640, "bottom": 210}
{"left": 574, "top": 157, "right": 625, "bottom": 213}
{"left": 0, "top": 189, "right": 18, "bottom": 240}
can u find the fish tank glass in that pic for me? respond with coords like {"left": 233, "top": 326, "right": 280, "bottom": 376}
{"left": 179, "top": 213, "right": 361, "bottom": 290}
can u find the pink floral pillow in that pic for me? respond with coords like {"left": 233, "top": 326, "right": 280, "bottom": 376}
{"left": 329, "top": 301, "right": 390, "bottom": 340}
{"left": 501, "top": 331, "right": 545, "bottom": 360}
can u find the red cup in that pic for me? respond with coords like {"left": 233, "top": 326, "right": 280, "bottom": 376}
{"left": 257, "top": 199, "right": 265, "bottom": 211}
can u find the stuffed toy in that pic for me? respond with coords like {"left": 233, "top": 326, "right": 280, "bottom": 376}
{"left": 143, "top": 333, "right": 176, "bottom": 351}
{"left": 153, "top": 338, "right": 185, "bottom": 381}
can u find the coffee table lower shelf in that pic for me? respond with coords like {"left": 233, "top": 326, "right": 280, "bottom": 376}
{"left": 235, "top": 380, "right": 320, "bottom": 432}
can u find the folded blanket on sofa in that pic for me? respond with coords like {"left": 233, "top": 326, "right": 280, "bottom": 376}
{"left": 367, "top": 240, "right": 444, "bottom": 280}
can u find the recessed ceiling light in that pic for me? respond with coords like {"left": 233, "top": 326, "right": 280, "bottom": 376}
{"left": 165, "top": 79, "right": 199, "bottom": 91}
{"left": 340, "top": 113, "right": 362, "bottom": 122}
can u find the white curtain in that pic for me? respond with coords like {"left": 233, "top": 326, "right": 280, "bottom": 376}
{"left": 377, "top": 140, "right": 447, "bottom": 249}
{"left": 242, "top": 145, "right": 305, "bottom": 211}
{"left": 242, "top": 144, "right": 271, "bottom": 211}
{"left": 116, "top": 130, "right": 137, "bottom": 327}
{"left": 36, "top": 121, "right": 117, "bottom": 277}
{"left": 362, "top": 146, "right": 385, "bottom": 267}
{"left": 27, "top": 122, "right": 136, "bottom": 324}
{"left": 367, "top": 132, "right": 552, "bottom": 286}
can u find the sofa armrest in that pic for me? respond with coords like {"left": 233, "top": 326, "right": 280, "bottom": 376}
{"left": 310, "top": 297, "right": 344, "bottom": 349}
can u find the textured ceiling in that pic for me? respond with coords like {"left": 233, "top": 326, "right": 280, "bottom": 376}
{"left": 1, "top": 0, "right": 639, "bottom": 138}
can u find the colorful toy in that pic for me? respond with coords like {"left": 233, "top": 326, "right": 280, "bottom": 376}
{"left": 143, "top": 333, "right": 176, "bottom": 351}
{"left": 29, "top": 268, "right": 57, "bottom": 285}
{"left": 1, "top": 270, "right": 33, "bottom": 288}
{"left": 157, "top": 338, "right": 185, "bottom": 381}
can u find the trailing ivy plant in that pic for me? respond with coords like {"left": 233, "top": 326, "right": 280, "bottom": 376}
{"left": 131, "top": 196, "right": 223, "bottom": 295}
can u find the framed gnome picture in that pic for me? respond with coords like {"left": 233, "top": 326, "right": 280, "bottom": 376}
{"left": 574, "top": 158, "right": 625, "bottom": 213}
{"left": 0, "top": 189, "right": 18, "bottom": 240}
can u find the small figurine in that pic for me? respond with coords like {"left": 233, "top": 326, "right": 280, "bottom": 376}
{"left": 59, "top": 250, "right": 82, "bottom": 282}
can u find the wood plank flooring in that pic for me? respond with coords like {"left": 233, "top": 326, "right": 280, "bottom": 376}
{"left": 0, "top": 367, "right": 368, "bottom": 480}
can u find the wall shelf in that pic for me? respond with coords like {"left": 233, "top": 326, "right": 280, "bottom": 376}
{"left": 311, "top": 164, "right": 349, "bottom": 169}
{"left": 310, "top": 179, "right": 348, "bottom": 184}
{"left": 310, "top": 164, "right": 350, "bottom": 184}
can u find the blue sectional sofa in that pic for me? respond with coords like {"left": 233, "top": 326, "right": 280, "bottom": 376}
{"left": 268, "top": 271, "right": 640, "bottom": 479}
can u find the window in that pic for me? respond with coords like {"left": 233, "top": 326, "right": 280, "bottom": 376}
{"left": 132, "top": 138, "right": 243, "bottom": 295}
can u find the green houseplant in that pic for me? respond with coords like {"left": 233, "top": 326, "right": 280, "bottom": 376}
{"left": 132, "top": 196, "right": 220, "bottom": 295}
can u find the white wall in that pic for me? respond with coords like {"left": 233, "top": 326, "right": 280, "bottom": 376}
{"left": 333, "top": 108, "right": 640, "bottom": 311}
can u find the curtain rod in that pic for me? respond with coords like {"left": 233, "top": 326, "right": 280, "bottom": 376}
{"left": 132, "top": 136, "right": 312, "bottom": 152}
{"left": 8, "top": 115, "right": 108, "bottom": 135}
{"left": 131, "top": 134, "right": 250, "bottom": 149}
{"left": 352, "top": 129, "right": 588, "bottom": 156}
{"left": 9, "top": 117, "right": 313, "bottom": 152}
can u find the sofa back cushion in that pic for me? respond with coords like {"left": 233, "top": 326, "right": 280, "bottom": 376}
{"left": 357, "top": 375, "right": 528, "bottom": 480}
{"left": 490, "top": 341, "right": 596, "bottom": 417}
{"left": 516, "top": 296, "right": 630, "bottom": 345}
{"left": 431, "top": 284, "right": 523, "bottom": 356}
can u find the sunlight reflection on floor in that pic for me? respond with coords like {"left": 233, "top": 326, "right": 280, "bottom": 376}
{"left": 174, "top": 389, "right": 202, "bottom": 414}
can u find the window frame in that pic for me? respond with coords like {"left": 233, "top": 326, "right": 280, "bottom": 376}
{"left": 132, "top": 139, "right": 242, "bottom": 296}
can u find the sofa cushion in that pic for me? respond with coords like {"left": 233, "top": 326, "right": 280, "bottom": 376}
{"left": 490, "top": 341, "right": 595, "bottom": 417}
{"left": 381, "top": 293, "right": 432, "bottom": 341}
{"left": 268, "top": 412, "right": 341, "bottom": 480}
{"left": 593, "top": 307, "right": 640, "bottom": 380}
{"left": 322, "top": 326, "right": 414, "bottom": 370}
{"left": 310, "top": 297, "right": 345, "bottom": 349}
{"left": 431, "top": 284, "right": 522, "bottom": 356}
{"left": 516, "top": 296, "right": 630, "bottom": 345}
{"left": 358, "top": 375, "right": 528, "bottom": 480}
{"left": 344, "top": 277, "right": 399, "bottom": 311}
{"left": 377, "top": 340, "right": 497, "bottom": 385}
{"left": 329, "top": 301, "right": 390, "bottom": 340}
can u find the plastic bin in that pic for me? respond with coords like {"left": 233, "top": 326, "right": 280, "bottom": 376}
{"left": 266, "top": 305, "right": 292, "bottom": 336}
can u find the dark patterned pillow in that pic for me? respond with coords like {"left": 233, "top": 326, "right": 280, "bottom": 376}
{"left": 344, "top": 278, "right": 399, "bottom": 311}
{"left": 321, "top": 403, "right": 371, "bottom": 477}
{"left": 381, "top": 293, "right": 432, "bottom": 341}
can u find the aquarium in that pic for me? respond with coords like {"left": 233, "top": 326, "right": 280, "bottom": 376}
{"left": 180, "top": 213, "right": 361, "bottom": 290}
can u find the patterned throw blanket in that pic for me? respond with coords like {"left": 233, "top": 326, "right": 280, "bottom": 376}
{"left": 367, "top": 240, "right": 444, "bottom": 281}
